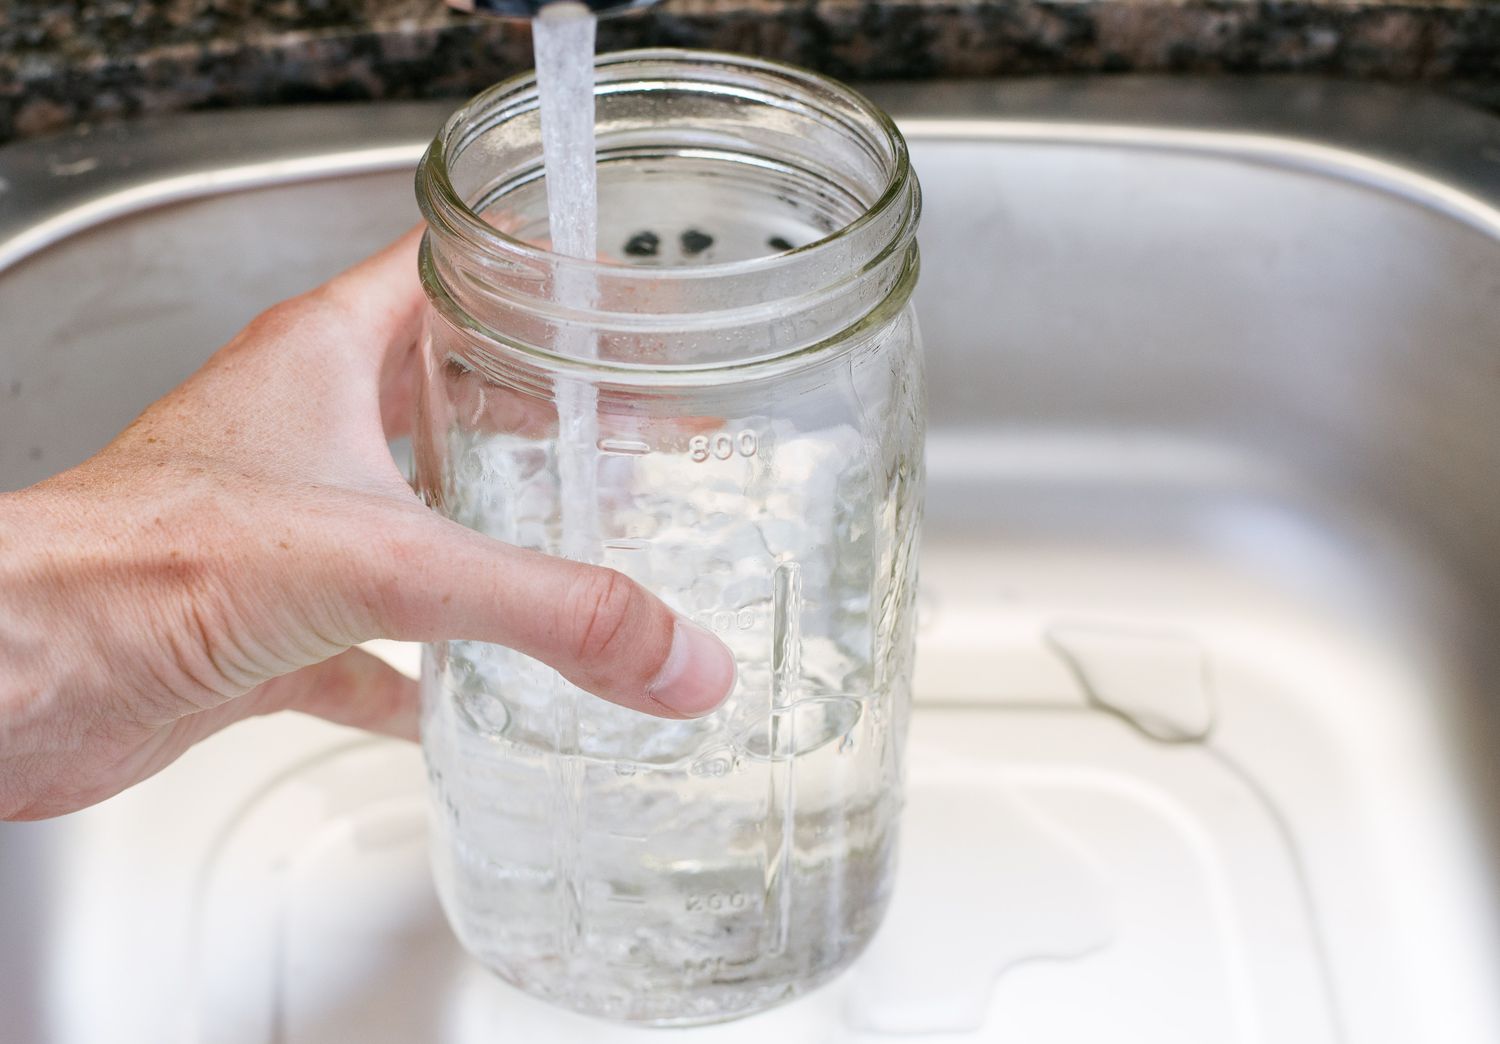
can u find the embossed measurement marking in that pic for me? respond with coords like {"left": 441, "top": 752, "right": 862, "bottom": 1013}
{"left": 695, "top": 607, "right": 758, "bottom": 632}
{"left": 686, "top": 890, "right": 750, "bottom": 913}
{"left": 689, "top": 430, "right": 759, "bottom": 462}
{"left": 604, "top": 538, "right": 648, "bottom": 551}
{"left": 596, "top": 437, "right": 651, "bottom": 455}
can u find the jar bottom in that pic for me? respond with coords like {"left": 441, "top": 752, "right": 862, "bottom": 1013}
{"left": 481, "top": 146, "right": 863, "bottom": 268}
{"left": 458, "top": 898, "right": 890, "bottom": 1025}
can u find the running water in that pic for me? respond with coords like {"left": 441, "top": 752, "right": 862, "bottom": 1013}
{"left": 533, "top": 0, "right": 600, "bottom": 561}
{"left": 534, "top": 2, "right": 597, "bottom": 265}
{"left": 532, "top": 0, "right": 599, "bottom": 966}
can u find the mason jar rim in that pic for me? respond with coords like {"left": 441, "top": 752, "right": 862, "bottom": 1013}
{"left": 416, "top": 48, "right": 913, "bottom": 284}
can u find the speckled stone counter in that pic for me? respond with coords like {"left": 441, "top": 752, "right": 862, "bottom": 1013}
{"left": 2, "top": 0, "right": 1498, "bottom": 143}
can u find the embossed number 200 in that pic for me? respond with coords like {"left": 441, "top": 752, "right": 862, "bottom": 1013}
{"left": 689, "top": 430, "right": 759, "bottom": 463}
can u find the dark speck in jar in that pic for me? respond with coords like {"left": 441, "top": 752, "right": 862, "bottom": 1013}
{"left": 680, "top": 228, "right": 714, "bottom": 256}
{"left": 767, "top": 236, "right": 794, "bottom": 252}
{"left": 624, "top": 231, "right": 660, "bottom": 257}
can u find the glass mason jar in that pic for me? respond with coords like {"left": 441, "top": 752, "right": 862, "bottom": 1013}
{"left": 413, "top": 50, "right": 923, "bottom": 1025}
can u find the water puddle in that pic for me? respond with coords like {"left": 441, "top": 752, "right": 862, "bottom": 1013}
{"left": 1047, "top": 623, "right": 1216, "bottom": 743}
{"left": 846, "top": 776, "right": 1116, "bottom": 1034}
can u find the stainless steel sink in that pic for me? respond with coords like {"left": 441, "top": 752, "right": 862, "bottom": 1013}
{"left": 3, "top": 79, "right": 1500, "bottom": 1042}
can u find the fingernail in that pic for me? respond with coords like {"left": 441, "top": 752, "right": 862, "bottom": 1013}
{"left": 648, "top": 617, "right": 737, "bottom": 718}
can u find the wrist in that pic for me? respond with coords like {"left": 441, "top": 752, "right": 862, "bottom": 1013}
{"left": 0, "top": 491, "right": 68, "bottom": 818}
{"left": 0, "top": 487, "right": 70, "bottom": 626}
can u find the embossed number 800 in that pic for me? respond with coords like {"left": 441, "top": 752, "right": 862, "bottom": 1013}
{"left": 689, "top": 431, "right": 759, "bottom": 463}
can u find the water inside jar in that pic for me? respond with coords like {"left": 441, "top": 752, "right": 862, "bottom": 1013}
{"left": 424, "top": 27, "right": 905, "bottom": 1025}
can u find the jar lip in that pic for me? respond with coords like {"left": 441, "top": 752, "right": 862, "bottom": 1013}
{"left": 417, "top": 48, "right": 912, "bottom": 283}
{"left": 417, "top": 235, "right": 920, "bottom": 383}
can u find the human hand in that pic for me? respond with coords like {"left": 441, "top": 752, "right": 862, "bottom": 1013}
{"left": 0, "top": 228, "right": 735, "bottom": 820}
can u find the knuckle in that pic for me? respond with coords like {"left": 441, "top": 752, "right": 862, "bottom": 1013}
{"left": 307, "top": 280, "right": 358, "bottom": 321}
{"left": 567, "top": 567, "right": 644, "bottom": 666}
{"left": 242, "top": 290, "right": 345, "bottom": 354}
{"left": 247, "top": 294, "right": 314, "bottom": 338}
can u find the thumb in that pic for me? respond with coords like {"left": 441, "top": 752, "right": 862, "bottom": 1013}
{"left": 359, "top": 512, "right": 737, "bottom": 719}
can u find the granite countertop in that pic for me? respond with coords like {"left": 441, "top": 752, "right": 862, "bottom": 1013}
{"left": 2, "top": 0, "right": 1498, "bottom": 145}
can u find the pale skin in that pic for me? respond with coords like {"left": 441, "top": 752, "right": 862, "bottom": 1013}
{"left": 0, "top": 228, "right": 736, "bottom": 821}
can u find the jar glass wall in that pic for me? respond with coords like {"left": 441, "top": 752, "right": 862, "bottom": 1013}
{"left": 414, "top": 50, "right": 924, "bottom": 1025}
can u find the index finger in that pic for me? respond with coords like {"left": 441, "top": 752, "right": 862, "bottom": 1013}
{"left": 319, "top": 224, "right": 429, "bottom": 370}
{"left": 320, "top": 225, "right": 428, "bottom": 438}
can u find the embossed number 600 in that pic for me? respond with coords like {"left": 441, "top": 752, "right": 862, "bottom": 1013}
{"left": 689, "top": 430, "right": 759, "bottom": 463}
